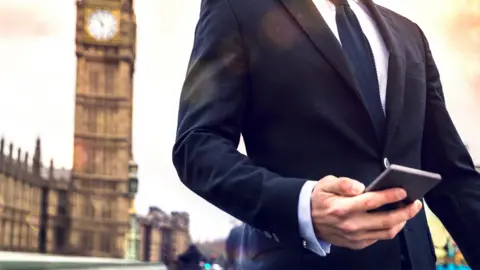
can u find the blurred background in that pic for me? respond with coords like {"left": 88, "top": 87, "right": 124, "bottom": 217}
{"left": 0, "top": 0, "right": 478, "bottom": 269}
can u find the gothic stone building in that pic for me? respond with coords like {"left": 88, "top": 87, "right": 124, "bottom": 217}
{"left": 138, "top": 207, "right": 191, "bottom": 263}
{"left": 0, "top": 138, "right": 70, "bottom": 254}
{"left": 0, "top": 138, "right": 191, "bottom": 262}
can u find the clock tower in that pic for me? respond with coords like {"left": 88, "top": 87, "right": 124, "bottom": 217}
{"left": 71, "top": 0, "right": 136, "bottom": 257}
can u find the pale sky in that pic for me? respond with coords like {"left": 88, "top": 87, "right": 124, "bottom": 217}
{"left": 0, "top": 0, "right": 478, "bottom": 241}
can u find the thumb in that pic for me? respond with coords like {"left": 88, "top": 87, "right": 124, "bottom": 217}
{"left": 317, "top": 175, "right": 365, "bottom": 196}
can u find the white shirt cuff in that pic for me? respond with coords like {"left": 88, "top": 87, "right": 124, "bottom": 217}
{"left": 298, "top": 180, "right": 331, "bottom": 256}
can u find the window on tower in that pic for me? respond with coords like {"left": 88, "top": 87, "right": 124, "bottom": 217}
{"left": 105, "top": 64, "right": 116, "bottom": 95}
{"left": 89, "top": 70, "right": 99, "bottom": 94}
{"left": 85, "top": 146, "right": 96, "bottom": 174}
{"left": 103, "top": 107, "right": 116, "bottom": 136}
{"left": 83, "top": 199, "right": 95, "bottom": 217}
{"left": 87, "top": 106, "right": 98, "bottom": 133}
{"left": 103, "top": 146, "right": 112, "bottom": 175}
{"left": 105, "top": 106, "right": 118, "bottom": 135}
{"left": 102, "top": 202, "right": 112, "bottom": 219}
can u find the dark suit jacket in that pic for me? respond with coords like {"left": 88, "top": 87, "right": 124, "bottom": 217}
{"left": 172, "top": 0, "right": 480, "bottom": 269}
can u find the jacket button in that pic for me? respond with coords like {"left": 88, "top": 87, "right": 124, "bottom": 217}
{"left": 383, "top": 158, "right": 390, "bottom": 168}
{"left": 302, "top": 240, "right": 308, "bottom": 249}
{"left": 272, "top": 233, "right": 279, "bottom": 242}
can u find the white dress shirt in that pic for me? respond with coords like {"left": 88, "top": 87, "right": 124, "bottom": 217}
{"left": 297, "top": 0, "right": 389, "bottom": 257}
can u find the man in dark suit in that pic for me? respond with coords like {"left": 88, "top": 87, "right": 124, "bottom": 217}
{"left": 177, "top": 244, "right": 205, "bottom": 270}
{"left": 172, "top": 0, "right": 480, "bottom": 269}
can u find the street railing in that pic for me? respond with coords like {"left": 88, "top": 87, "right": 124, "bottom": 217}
{"left": 0, "top": 251, "right": 167, "bottom": 270}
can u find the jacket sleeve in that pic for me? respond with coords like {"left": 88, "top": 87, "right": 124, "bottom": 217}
{"left": 418, "top": 25, "right": 480, "bottom": 268}
{"left": 172, "top": 0, "right": 308, "bottom": 251}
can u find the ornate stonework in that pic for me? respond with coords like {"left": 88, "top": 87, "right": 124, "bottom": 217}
{"left": 0, "top": 138, "right": 70, "bottom": 254}
{"left": 69, "top": 0, "right": 137, "bottom": 257}
{"left": 0, "top": 138, "right": 191, "bottom": 261}
{"left": 137, "top": 207, "right": 191, "bottom": 264}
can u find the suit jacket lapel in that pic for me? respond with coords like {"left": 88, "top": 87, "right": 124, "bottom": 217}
{"left": 363, "top": 1, "right": 406, "bottom": 153}
{"left": 278, "top": 0, "right": 369, "bottom": 113}
{"left": 279, "top": 0, "right": 406, "bottom": 151}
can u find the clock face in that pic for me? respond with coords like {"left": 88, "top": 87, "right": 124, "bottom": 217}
{"left": 87, "top": 10, "right": 118, "bottom": 41}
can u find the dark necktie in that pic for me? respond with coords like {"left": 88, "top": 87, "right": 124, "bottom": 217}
{"left": 335, "top": 0, "right": 386, "bottom": 141}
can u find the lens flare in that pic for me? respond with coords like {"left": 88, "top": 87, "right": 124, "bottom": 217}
{"left": 438, "top": 0, "right": 480, "bottom": 99}
{"left": 26, "top": 212, "right": 40, "bottom": 232}
{"left": 382, "top": 0, "right": 480, "bottom": 101}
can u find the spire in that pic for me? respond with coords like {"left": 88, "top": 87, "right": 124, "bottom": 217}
{"left": 0, "top": 137, "right": 4, "bottom": 171}
{"left": 24, "top": 152, "right": 29, "bottom": 172}
{"left": 7, "top": 143, "right": 13, "bottom": 176}
{"left": 8, "top": 143, "right": 13, "bottom": 158}
{"left": 17, "top": 148, "right": 22, "bottom": 163}
{"left": 33, "top": 137, "right": 41, "bottom": 176}
{"left": 49, "top": 159, "right": 54, "bottom": 180}
{"left": 16, "top": 148, "right": 22, "bottom": 179}
{"left": 34, "top": 137, "right": 41, "bottom": 162}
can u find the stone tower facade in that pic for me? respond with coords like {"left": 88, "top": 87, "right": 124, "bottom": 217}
{"left": 70, "top": 0, "right": 136, "bottom": 257}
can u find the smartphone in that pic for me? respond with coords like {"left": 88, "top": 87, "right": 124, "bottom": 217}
{"left": 365, "top": 164, "right": 442, "bottom": 204}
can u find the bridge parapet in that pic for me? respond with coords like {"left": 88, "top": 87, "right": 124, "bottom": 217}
{"left": 0, "top": 251, "right": 167, "bottom": 270}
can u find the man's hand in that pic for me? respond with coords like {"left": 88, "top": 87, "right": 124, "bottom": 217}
{"left": 311, "top": 175, "right": 423, "bottom": 250}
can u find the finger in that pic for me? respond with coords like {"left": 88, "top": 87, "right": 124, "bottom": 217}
{"left": 363, "top": 200, "right": 422, "bottom": 230}
{"left": 344, "top": 221, "right": 406, "bottom": 242}
{"left": 347, "top": 239, "right": 377, "bottom": 250}
{"left": 339, "top": 200, "right": 422, "bottom": 233}
{"left": 337, "top": 177, "right": 365, "bottom": 196}
{"left": 342, "top": 239, "right": 378, "bottom": 250}
{"left": 321, "top": 230, "right": 377, "bottom": 250}
{"left": 318, "top": 175, "right": 365, "bottom": 196}
{"left": 340, "top": 188, "right": 407, "bottom": 212}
